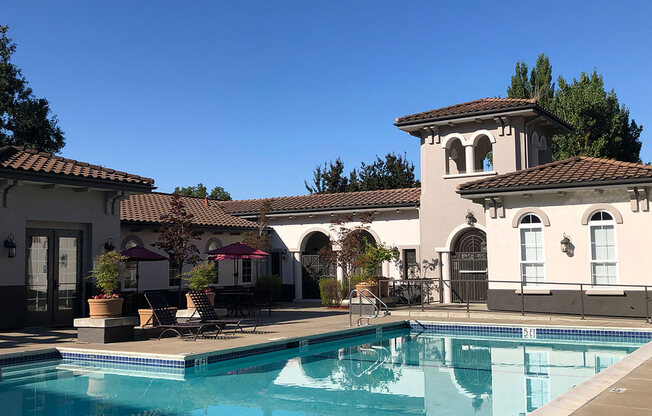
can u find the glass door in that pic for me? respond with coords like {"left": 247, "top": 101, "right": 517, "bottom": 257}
{"left": 26, "top": 229, "right": 82, "bottom": 326}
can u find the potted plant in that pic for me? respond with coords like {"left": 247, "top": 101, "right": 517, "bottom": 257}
{"left": 184, "top": 261, "right": 217, "bottom": 309}
{"left": 354, "top": 241, "right": 399, "bottom": 298}
{"left": 87, "top": 251, "right": 125, "bottom": 318}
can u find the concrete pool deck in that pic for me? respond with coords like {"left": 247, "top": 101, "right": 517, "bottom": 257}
{"left": 3, "top": 304, "right": 652, "bottom": 415}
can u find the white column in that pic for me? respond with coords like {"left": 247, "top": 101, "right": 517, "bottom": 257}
{"left": 441, "top": 251, "right": 452, "bottom": 303}
{"left": 293, "top": 252, "right": 302, "bottom": 300}
{"left": 465, "top": 145, "right": 475, "bottom": 174}
{"left": 336, "top": 266, "right": 344, "bottom": 283}
{"left": 383, "top": 261, "right": 390, "bottom": 278}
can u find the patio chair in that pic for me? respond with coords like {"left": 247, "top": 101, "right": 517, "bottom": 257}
{"left": 144, "top": 291, "right": 219, "bottom": 341}
{"left": 188, "top": 290, "right": 258, "bottom": 334}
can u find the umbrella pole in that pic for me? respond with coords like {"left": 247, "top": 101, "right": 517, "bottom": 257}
{"left": 135, "top": 262, "right": 140, "bottom": 311}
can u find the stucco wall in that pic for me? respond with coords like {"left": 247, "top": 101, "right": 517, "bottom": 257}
{"left": 418, "top": 117, "right": 556, "bottom": 280}
{"left": 118, "top": 227, "right": 260, "bottom": 290}
{"left": 483, "top": 187, "right": 652, "bottom": 290}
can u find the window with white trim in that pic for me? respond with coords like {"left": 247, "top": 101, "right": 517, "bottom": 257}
{"left": 519, "top": 214, "right": 545, "bottom": 285}
{"left": 589, "top": 211, "right": 617, "bottom": 285}
{"left": 242, "top": 259, "right": 252, "bottom": 283}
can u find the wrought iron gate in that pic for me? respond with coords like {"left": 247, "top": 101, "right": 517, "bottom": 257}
{"left": 451, "top": 229, "right": 487, "bottom": 303}
{"left": 301, "top": 255, "right": 336, "bottom": 299}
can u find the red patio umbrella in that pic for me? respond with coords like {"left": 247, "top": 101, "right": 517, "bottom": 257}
{"left": 121, "top": 246, "right": 168, "bottom": 305}
{"left": 207, "top": 242, "right": 269, "bottom": 288}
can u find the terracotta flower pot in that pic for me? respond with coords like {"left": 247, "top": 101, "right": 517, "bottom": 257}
{"left": 355, "top": 283, "right": 379, "bottom": 297}
{"left": 186, "top": 292, "right": 215, "bottom": 309}
{"left": 88, "top": 298, "right": 124, "bottom": 319}
{"left": 138, "top": 307, "right": 177, "bottom": 327}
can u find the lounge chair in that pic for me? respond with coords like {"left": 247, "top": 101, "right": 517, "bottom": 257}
{"left": 188, "top": 290, "right": 258, "bottom": 334}
{"left": 144, "top": 291, "right": 219, "bottom": 341}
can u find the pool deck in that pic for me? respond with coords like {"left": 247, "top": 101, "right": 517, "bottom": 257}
{"left": 3, "top": 304, "right": 652, "bottom": 414}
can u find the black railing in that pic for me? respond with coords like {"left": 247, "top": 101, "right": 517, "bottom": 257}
{"left": 373, "top": 278, "right": 652, "bottom": 324}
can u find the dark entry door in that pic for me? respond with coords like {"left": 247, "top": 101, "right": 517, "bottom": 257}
{"left": 451, "top": 229, "right": 487, "bottom": 303}
{"left": 26, "top": 229, "right": 82, "bottom": 326}
{"left": 301, "top": 255, "right": 336, "bottom": 299}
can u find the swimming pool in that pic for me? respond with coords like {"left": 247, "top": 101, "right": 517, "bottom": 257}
{"left": 0, "top": 325, "right": 648, "bottom": 415}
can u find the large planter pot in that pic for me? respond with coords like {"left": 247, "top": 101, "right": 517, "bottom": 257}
{"left": 138, "top": 307, "right": 177, "bottom": 327}
{"left": 88, "top": 298, "right": 124, "bottom": 319}
{"left": 185, "top": 292, "right": 215, "bottom": 309}
{"left": 355, "top": 283, "right": 379, "bottom": 297}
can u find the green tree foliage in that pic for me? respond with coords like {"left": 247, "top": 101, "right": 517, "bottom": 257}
{"left": 174, "top": 183, "right": 232, "bottom": 200}
{"left": 305, "top": 153, "right": 420, "bottom": 194}
{"left": 507, "top": 53, "right": 643, "bottom": 162}
{"left": 0, "top": 26, "right": 65, "bottom": 153}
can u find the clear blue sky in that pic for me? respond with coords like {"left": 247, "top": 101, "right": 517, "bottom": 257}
{"left": 2, "top": 1, "right": 651, "bottom": 199}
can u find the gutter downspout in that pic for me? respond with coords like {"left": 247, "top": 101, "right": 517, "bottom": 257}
{"left": 0, "top": 179, "right": 18, "bottom": 208}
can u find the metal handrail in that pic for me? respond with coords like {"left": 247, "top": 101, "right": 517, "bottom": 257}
{"left": 378, "top": 277, "right": 652, "bottom": 324}
{"left": 348, "top": 289, "right": 389, "bottom": 326}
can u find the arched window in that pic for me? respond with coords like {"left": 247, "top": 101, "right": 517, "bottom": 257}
{"left": 474, "top": 135, "right": 493, "bottom": 172}
{"left": 122, "top": 237, "right": 142, "bottom": 289}
{"left": 446, "top": 138, "right": 466, "bottom": 175}
{"left": 589, "top": 211, "right": 618, "bottom": 285}
{"left": 519, "top": 214, "right": 544, "bottom": 285}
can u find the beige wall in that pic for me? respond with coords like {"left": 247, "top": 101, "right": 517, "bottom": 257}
{"left": 481, "top": 187, "right": 652, "bottom": 290}
{"left": 0, "top": 183, "right": 121, "bottom": 288}
{"left": 119, "top": 227, "right": 258, "bottom": 290}
{"left": 417, "top": 116, "right": 555, "bottom": 280}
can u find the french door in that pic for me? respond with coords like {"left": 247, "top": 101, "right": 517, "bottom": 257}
{"left": 25, "top": 229, "right": 83, "bottom": 326}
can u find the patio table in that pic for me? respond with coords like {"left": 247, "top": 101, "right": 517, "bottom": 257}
{"left": 219, "top": 291, "right": 256, "bottom": 317}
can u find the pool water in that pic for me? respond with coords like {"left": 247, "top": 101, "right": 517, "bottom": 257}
{"left": 0, "top": 328, "right": 644, "bottom": 416}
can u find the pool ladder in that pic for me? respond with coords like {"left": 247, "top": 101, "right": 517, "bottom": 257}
{"left": 348, "top": 288, "right": 389, "bottom": 326}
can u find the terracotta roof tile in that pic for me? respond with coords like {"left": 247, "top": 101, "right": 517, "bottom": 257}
{"left": 218, "top": 187, "right": 421, "bottom": 215}
{"left": 121, "top": 193, "right": 258, "bottom": 229}
{"left": 395, "top": 98, "right": 569, "bottom": 127}
{"left": 0, "top": 146, "right": 154, "bottom": 187}
{"left": 458, "top": 157, "right": 652, "bottom": 194}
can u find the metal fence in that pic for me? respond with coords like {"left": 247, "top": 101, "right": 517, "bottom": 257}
{"left": 375, "top": 277, "right": 652, "bottom": 324}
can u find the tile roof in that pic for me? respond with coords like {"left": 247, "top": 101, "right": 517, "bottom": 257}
{"left": 121, "top": 193, "right": 259, "bottom": 229}
{"left": 0, "top": 146, "right": 154, "bottom": 187}
{"left": 458, "top": 157, "right": 652, "bottom": 194}
{"left": 395, "top": 98, "right": 569, "bottom": 127}
{"left": 218, "top": 187, "right": 421, "bottom": 215}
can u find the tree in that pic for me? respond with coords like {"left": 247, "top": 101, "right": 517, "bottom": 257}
{"left": 242, "top": 199, "right": 273, "bottom": 280}
{"left": 154, "top": 192, "right": 201, "bottom": 306}
{"left": 304, "top": 158, "right": 349, "bottom": 194}
{"left": 318, "top": 213, "right": 375, "bottom": 293}
{"left": 174, "top": 183, "right": 232, "bottom": 200}
{"left": 507, "top": 54, "right": 643, "bottom": 162}
{"left": 0, "top": 26, "right": 65, "bottom": 153}
{"left": 305, "top": 153, "right": 420, "bottom": 194}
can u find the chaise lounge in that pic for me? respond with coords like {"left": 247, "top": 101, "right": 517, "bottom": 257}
{"left": 188, "top": 290, "right": 259, "bottom": 335}
{"left": 145, "top": 291, "right": 219, "bottom": 341}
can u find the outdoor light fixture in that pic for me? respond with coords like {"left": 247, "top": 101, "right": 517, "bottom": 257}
{"left": 281, "top": 249, "right": 287, "bottom": 260}
{"left": 4, "top": 234, "right": 16, "bottom": 258}
{"left": 560, "top": 234, "right": 572, "bottom": 253}
{"left": 104, "top": 238, "right": 115, "bottom": 252}
{"left": 465, "top": 210, "right": 476, "bottom": 226}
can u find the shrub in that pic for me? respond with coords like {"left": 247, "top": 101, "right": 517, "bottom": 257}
{"left": 257, "top": 274, "right": 282, "bottom": 300}
{"left": 89, "top": 251, "right": 126, "bottom": 296}
{"left": 319, "top": 278, "right": 343, "bottom": 308}
{"left": 183, "top": 261, "right": 217, "bottom": 291}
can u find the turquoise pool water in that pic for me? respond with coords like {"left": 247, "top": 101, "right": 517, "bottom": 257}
{"left": 0, "top": 328, "right": 645, "bottom": 416}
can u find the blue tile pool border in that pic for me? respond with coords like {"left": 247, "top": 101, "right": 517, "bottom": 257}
{"left": 410, "top": 321, "right": 652, "bottom": 344}
{"left": 4, "top": 320, "right": 652, "bottom": 370}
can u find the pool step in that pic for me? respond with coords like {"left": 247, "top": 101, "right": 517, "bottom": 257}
{"left": 0, "top": 361, "right": 74, "bottom": 387}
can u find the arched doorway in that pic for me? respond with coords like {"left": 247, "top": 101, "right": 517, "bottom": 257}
{"left": 301, "top": 232, "right": 336, "bottom": 299}
{"left": 451, "top": 228, "right": 487, "bottom": 303}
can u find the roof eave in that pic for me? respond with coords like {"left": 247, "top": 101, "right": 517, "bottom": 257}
{"left": 457, "top": 177, "right": 652, "bottom": 198}
{"left": 395, "top": 104, "right": 572, "bottom": 132}
{"left": 0, "top": 168, "right": 155, "bottom": 192}
{"left": 227, "top": 201, "right": 421, "bottom": 217}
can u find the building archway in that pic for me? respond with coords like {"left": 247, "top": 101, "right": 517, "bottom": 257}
{"left": 300, "top": 231, "right": 336, "bottom": 299}
{"left": 450, "top": 228, "right": 487, "bottom": 303}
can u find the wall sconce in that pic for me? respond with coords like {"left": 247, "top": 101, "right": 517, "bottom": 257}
{"left": 560, "top": 234, "right": 572, "bottom": 253}
{"left": 465, "top": 210, "right": 476, "bottom": 226}
{"left": 281, "top": 249, "right": 287, "bottom": 261}
{"left": 104, "top": 238, "right": 115, "bottom": 252}
{"left": 4, "top": 234, "right": 16, "bottom": 258}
